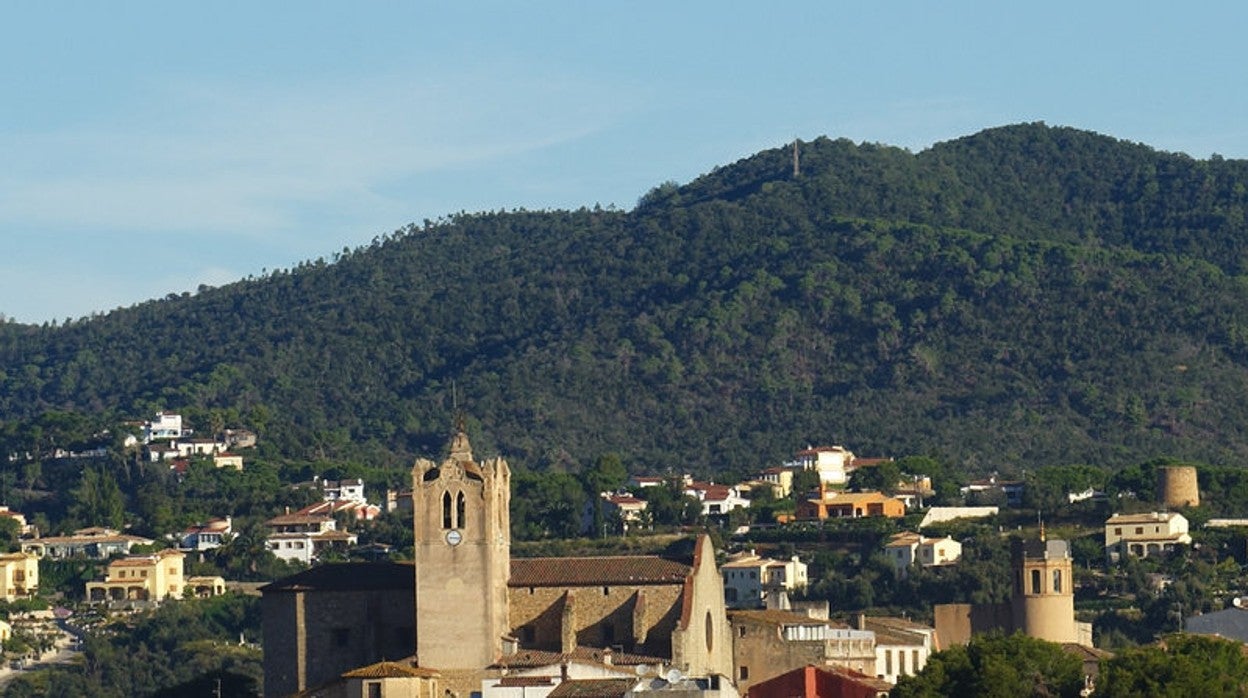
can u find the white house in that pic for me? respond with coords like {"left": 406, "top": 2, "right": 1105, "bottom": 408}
{"left": 684, "top": 482, "right": 750, "bottom": 517}
{"left": 721, "top": 553, "right": 808, "bottom": 609}
{"left": 1105, "top": 512, "right": 1191, "bottom": 561}
{"left": 792, "top": 446, "right": 856, "bottom": 485}
{"left": 855, "top": 615, "right": 938, "bottom": 685}
{"left": 265, "top": 512, "right": 357, "bottom": 564}
{"left": 323, "top": 478, "right": 366, "bottom": 503}
{"left": 143, "top": 412, "right": 186, "bottom": 443}
{"left": 180, "top": 518, "right": 232, "bottom": 552}
{"left": 883, "top": 532, "right": 962, "bottom": 578}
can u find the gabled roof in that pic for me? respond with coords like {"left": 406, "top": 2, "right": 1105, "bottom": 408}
{"left": 492, "top": 646, "right": 665, "bottom": 670}
{"left": 547, "top": 679, "right": 637, "bottom": 698}
{"left": 509, "top": 555, "right": 689, "bottom": 587}
{"left": 342, "top": 660, "right": 438, "bottom": 679}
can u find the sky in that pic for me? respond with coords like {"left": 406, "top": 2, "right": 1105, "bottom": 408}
{"left": 3, "top": 2, "right": 1247, "bottom": 324}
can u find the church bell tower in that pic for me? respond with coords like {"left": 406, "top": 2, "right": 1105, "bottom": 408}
{"left": 412, "top": 418, "right": 511, "bottom": 670}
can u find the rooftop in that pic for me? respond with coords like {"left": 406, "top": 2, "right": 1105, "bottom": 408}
{"left": 509, "top": 555, "right": 689, "bottom": 587}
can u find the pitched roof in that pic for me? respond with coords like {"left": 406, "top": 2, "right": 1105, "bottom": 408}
{"left": 1106, "top": 511, "right": 1184, "bottom": 524}
{"left": 730, "top": 609, "right": 834, "bottom": 627}
{"left": 509, "top": 555, "right": 689, "bottom": 587}
{"left": 260, "top": 562, "right": 413, "bottom": 593}
{"left": 492, "top": 646, "right": 665, "bottom": 670}
{"left": 342, "top": 660, "right": 438, "bottom": 679}
{"left": 547, "top": 679, "right": 637, "bottom": 698}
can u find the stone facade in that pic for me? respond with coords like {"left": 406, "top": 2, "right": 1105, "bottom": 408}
{"left": 729, "top": 610, "right": 875, "bottom": 693}
{"left": 412, "top": 424, "right": 511, "bottom": 682}
{"left": 261, "top": 563, "right": 415, "bottom": 697}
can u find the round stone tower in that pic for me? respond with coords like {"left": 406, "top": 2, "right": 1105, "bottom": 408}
{"left": 1157, "top": 466, "right": 1200, "bottom": 508}
{"left": 1011, "top": 537, "right": 1078, "bottom": 644}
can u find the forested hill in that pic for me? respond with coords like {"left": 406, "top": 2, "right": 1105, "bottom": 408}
{"left": 4, "top": 122, "right": 1248, "bottom": 479}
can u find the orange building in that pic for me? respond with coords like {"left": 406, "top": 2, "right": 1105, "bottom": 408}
{"left": 796, "top": 489, "right": 905, "bottom": 520}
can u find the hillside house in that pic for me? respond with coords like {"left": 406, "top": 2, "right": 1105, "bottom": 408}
{"left": 685, "top": 482, "right": 750, "bottom": 517}
{"left": 721, "top": 553, "right": 808, "bottom": 609}
{"left": 796, "top": 489, "right": 905, "bottom": 520}
{"left": 85, "top": 549, "right": 186, "bottom": 603}
{"left": 1105, "top": 512, "right": 1191, "bottom": 561}
{"left": 21, "top": 527, "right": 154, "bottom": 560}
{"left": 265, "top": 511, "right": 357, "bottom": 564}
{"left": 883, "top": 533, "right": 962, "bottom": 578}
{"left": 0, "top": 553, "right": 38, "bottom": 599}
{"left": 180, "top": 517, "right": 232, "bottom": 551}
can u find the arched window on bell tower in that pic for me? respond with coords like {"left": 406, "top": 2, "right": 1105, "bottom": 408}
{"left": 442, "top": 491, "right": 453, "bottom": 529}
{"left": 456, "top": 491, "right": 466, "bottom": 531}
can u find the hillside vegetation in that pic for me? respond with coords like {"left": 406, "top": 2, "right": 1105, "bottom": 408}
{"left": 4, "top": 123, "right": 1248, "bottom": 478}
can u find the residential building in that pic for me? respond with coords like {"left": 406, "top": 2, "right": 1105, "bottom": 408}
{"left": 85, "top": 549, "right": 186, "bottom": 603}
{"left": 883, "top": 533, "right": 962, "bottom": 578}
{"left": 960, "top": 474, "right": 1025, "bottom": 506}
{"left": 722, "top": 553, "right": 807, "bottom": 609}
{"left": 486, "top": 648, "right": 667, "bottom": 698}
{"left": 265, "top": 511, "right": 358, "bottom": 564}
{"left": 685, "top": 482, "right": 750, "bottom": 517}
{"left": 185, "top": 575, "right": 227, "bottom": 598}
{"left": 0, "top": 553, "right": 38, "bottom": 599}
{"left": 21, "top": 527, "right": 154, "bottom": 559}
{"left": 294, "top": 660, "right": 442, "bottom": 698}
{"left": 601, "top": 493, "right": 648, "bottom": 529}
{"left": 796, "top": 488, "right": 905, "bottom": 520}
{"left": 143, "top": 412, "right": 186, "bottom": 443}
{"left": 745, "top": 664, "right": 890, "bottom": 698}
{"left": 1185, "top": 598, "right": 1248, "bottom": 643}
{"left": 729, "top": 609, "right": 876, "bottom": 693}
{"left": 180, "top": 517, "right": 232, "bottom": 551}
{"left": 324, "top": 478, "right": 367, "bottom": 503}
{"left": 792, "top": 446, "right": 856, "bottom": 485}
{"left": 213, "top": 452, "right": 244, "bottom": 470}
{"left": 1104, "top": 512, "right": 1191, "bottom": 560}
{"left": 0, "top": 507, "right": 31, "bottom": 536}
{"left": 852, "top": 615, "right": 937, "bottom": 685}
{"left": 756, "top": 468, "right": 793, "bottom": 498}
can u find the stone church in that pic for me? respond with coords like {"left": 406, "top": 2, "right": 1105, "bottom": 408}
{"left": 263, "top": 424, "right": 734, "bottom": 697}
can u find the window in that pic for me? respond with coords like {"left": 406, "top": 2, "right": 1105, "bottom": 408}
{"left": 602, "top": 586, "right": 610, "bottom": 596}
{"left": 442, "top": 491, "right": 453, "bottom": 529}
{"left": 738, "top": 625, "right": 746, "bottom": 638}
{"left": 457, "top": 491, "right": 466, "bottom": 530}
{"left": 1114, "top": 527, "right": 1122, "bottom": 535}
{"left": 885, "top": 650, "right": 892, "bottom": 675}
{"left": 738, "top": 666, "right": 749, "bottom": 681}
{"left": 1030, "top": 569, "right": 1041, "bottom": 594}
{"left": 366, "top": 681, "right": 382, "bottom": 698}
{"left": 168, "top": 567, "right": 178, "bottom": 575}
{"left": 899, "top": 650, "right": 906, "bottom": 674}
{"left": 1053, "top": 570, "right": 1062, "bottom": 593}
{"left": 912, "top": 650, "right": 920, "bottom": 672}
{"left": 1136, "top": 527, "right": 1143, "bottom": 535}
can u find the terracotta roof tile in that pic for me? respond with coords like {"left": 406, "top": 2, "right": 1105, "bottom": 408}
{"left": 509, "top": 556, "right": 689, "bottom": 587}
{"left": 342, "top": 660, "right": 438, "bottom": 679}
{"left": 547, "top": 679, "right": 637, "bottom": 698}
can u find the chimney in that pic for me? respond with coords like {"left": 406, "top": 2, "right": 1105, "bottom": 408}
{"left": 855, "top": 612, "right": 866, "bottom": 630}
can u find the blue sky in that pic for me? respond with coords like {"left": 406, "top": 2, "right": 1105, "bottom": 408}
{"left": 3, "top": 2, "right": 1247, "bottom": 323}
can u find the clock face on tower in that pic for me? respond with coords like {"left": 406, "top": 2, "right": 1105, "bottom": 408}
{"left": 445, "top": 529, "right": 463, "bottom": 546}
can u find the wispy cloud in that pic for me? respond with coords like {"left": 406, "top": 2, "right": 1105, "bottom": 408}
{"left": 0, "top": 67, "right": 628, "bottom": 238}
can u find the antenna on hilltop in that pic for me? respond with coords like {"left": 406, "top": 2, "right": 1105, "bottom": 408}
{"left": 792, "top": 139, "right": 801, "bottom": 178}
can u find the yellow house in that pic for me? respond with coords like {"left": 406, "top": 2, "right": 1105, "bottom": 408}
{"left": 86, "top": 549, "right": 186, "bottom": 603}
{"left": 0, "top": 552, "right": 39, "bottom": 599}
